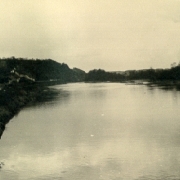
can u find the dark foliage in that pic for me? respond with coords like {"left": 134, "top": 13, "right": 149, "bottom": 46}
{"left": 0, "top": 57, "right": 85, "bottom": 83}
{"left": 85, "top": 65, "right": 180, "bottom": 82}
{"left": 85, "top": 69, "right": 125, "bottom": 82}
{"left": 126, "top": 66, "right": 180, "bottom": 81}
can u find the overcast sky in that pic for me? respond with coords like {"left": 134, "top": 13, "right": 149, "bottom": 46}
{"left": 0, "top": 0, "right": 180, "bottom": 71}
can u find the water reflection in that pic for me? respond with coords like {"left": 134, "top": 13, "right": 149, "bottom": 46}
{"left": 147, "top": 82, "right": 180, "bottom": 92}
{"left": 1, "top": 83, "right": 180, "bottom": 179}
{"left": 26, "top": 87, "right": 70, "bottom": 108}
{"left": 0, "top": 85, "right": 71, "bottom": 140}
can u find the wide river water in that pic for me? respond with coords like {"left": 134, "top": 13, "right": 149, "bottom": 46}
{"left": 1, "top": 82, "right": 180, "bottom": 180}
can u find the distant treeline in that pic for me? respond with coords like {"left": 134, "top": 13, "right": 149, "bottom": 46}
{"left": 85, "top": 69, "right": 125, "bottom": 82}
{"left": 1, "top": 57, "right": 180, "bottom": 84}
{"left": 85, "top": 65, "right": 180, "bottom": 82}
{"left": 125, "top": 66, "right": 180, "bottom": 81}
{"left": 0, "top": 57, "right": 85, "bottom": 83}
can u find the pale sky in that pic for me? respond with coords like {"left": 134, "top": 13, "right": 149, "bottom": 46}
{"left": 0, "top": 0, "right": 180, "bottom": 72}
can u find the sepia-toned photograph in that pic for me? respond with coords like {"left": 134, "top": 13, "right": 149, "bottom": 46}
{"left": 0, "top": 1, "right": 180, "bottom": 179}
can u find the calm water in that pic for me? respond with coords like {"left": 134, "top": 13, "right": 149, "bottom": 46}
{"left": 1, "top": 83, "right": 180, "bottom": 180}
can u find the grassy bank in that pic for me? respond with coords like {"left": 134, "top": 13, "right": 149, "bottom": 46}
{"left": 0, "top": 81, "right": 45, "bottom": 139}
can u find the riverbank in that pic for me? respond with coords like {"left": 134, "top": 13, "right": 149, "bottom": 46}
{"left": 0, "top": 81, "right": 45, "bottom": 138}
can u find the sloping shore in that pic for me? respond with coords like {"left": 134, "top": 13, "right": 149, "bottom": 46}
{"left": 0, "top": 81, "right": 45, "bottom": 139}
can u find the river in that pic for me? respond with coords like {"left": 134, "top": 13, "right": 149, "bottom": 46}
{"left": 0, "top": 82, "right": 180, "bottom": 180}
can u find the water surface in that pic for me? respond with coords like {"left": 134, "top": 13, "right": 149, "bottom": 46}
{"left": 1, "top": 83, "right": 180, "bottom": 180}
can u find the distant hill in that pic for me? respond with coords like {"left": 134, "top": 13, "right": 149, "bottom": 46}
{"left": 0, "top": 57, "right": 86, "bottom": 83}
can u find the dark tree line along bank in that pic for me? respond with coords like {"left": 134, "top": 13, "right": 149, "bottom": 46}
{"left": 85, "top": 66, "right": 180, "bottom": 82}
{"left": 85, "top": 69, "right": 125, "bottom": 82}
{"left": 1, "top": 57, "right": 180, "bottom": 83}
{"left": 0, "top": 57, "right": 85, "bottom": 84}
